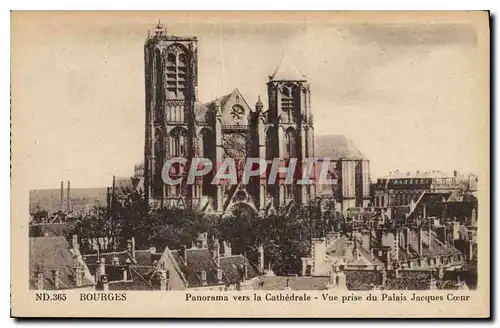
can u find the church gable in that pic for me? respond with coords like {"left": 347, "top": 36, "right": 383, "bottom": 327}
{"left": 220, "top": 89, "right": 253, "bottom": 126}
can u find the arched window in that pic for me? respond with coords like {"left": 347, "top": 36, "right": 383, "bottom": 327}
{"left": 165, "top": 44, "right": 188, "bottom": 99}
{"left": 170, "top": 128, "right": 188, "bottom": 157}
{"left": 266, "top": 128, "right": 277, "bottom": 159}
{"left": 281, "top": 85, "right": 294, "bottom": 122}
{"left": 284, "top": 128, "right": 297, "bottom": 158}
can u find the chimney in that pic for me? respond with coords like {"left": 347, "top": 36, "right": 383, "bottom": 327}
{"left": 159, "top": 270, "right": 167, "bottom": 291}
{"left": 217, "top": 268, "right": 223, "bottom": 284}
{"left": 385, "top": 250, "right": 391, "bottom": 269}
{"left": 76, "top": 266, "right": 84, "bottom": 287}
{"left": 258, "top": 244, "right": 264, "bottom": 275}
{"left": 243, "top": 262, "right": 248, "bottom": 281}
{"left": 72, "top": 234, "right": 79, "bottom": 250}
{"left": 122, "top": 267, "right": 128, "bottom": 281}
{"left": 224, "top": 241, "right": 232, "bottom": 257}
{"left": 52, "top": 269, "right": 60, "bottom": 289}
{"left": 428, "top": 225, "right": 432, "bottom": 251}
{"left": 36, "top": 271, "right": 44, "bottom": 290}
{"left": 353, "top": 238, "right": 360, "bottom": 261}
{"left": 66, "top": 181, "right": 71, "bottom": 211}
{"left": 99, "top": 257, "right": 106, "bottom": 277}
{"left": 181, "top": 245, "right": 188, "bottom": 264}
{"left": 437, "top": 267, "right": 444, "bottom": 280}
{"left": 201, "top": 270, "right": 207, "bottom": 286}
{"left": 127, "top": 238, "right": 136, "bottom": 261}
{"left": 131, "top": 237, "right": 136, "bottom": 260}
{"left": 404, "top": 227, "right": 410, "bottom": 252}
{"left": 203, "top": 232, "right": 208, "bottom": 249}
{"left": 212, "top": 239, "right": 220, "bottom": 266}
{"left": 101, "top": 274, "right": 109, "bottom": 291}
{"left": 197, "top": 233, "right": 204, "bottom": 248}
{"left": 60, "top": 181, "right": 64, "bottom": 211}
{"left": 428, "top": 276, "right": 437, "bottom": 290}
{"left": 312, "top": 238, "right": 326, "bottom": 275}
{"left": 150, "top": 246, "right": 156, "bottom": 254}
{"left": 284, "top": 278, "right": 291, "bottom": 291}
{"left": 380, "top": 268, "right": 387, "bottom": 286}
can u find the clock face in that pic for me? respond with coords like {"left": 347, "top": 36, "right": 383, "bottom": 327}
{"left": 230, "top": 105, "right": 245, "bottom": 121}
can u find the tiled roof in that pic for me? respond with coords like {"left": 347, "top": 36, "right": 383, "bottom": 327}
{"left": 315, "top": 135, "right": 365, "bottom": 160}
{"left": 345, "top": 270, "right": 380, "bottom": 290}
{"left": 108, "top": 267, "right": 156, "bottom": 291}
{"left": 256, "top": 276, "right": 330, "bottom": 290}
{"left": 179, "top": 248, "right": 222, "bottom": 288}
{"left": 29, "top": 236, "right": 94, "bottom": 290}
{"left": 83, "top": 249, "right": 159, "bottom": 279}
{"left": 220, "top": 255, "right": 258, "bottom": 285}
{"left": 385, "top": 277, "right": 429, "bottom": 290}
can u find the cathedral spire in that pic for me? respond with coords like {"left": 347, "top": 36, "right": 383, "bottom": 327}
{"left": 269, "top": 54, "right": 306, "bottom": 81}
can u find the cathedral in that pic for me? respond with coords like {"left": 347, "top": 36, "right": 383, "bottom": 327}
{"left": 137, "top": 23, "right": 371, "bottom": 215}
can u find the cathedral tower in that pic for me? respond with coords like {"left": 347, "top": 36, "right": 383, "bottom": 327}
{"left": 266, "top": 55, "right": 315, "bottom": 207}
{"left": 144, "top": 23, "right": 198, "bottom": 204}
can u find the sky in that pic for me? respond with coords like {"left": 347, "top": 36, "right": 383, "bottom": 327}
{"left": 12, "top": 12, "right": 488, "bottom": 189}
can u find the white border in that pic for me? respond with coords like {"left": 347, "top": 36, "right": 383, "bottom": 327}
{"left": 4, "top": 1, "right": 498, "bottom": 326}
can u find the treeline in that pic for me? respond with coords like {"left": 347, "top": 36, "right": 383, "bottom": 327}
{"left": 71, "top": 188, "right": 343, "bottom": 275}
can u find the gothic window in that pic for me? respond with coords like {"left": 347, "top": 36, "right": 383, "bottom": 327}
{"left": 284, "top": 128, "right": 297, "bottom": 158}
{"left": 170, "top": 128, "right": 188, "bottom": 157}
{"left": 154, "top": 127, "right": 163, "bottom": 155}
{"left": 200, "top": 129, "right": 215, "bottom": 159}
{"left": 281, "top": 84, "right": 294, "bottom": 122}
{"left": 165, "top": 44, "right": 188, "bottom": 99}
{"left": 266, "top": 128, "right": 278, "bottom": 159}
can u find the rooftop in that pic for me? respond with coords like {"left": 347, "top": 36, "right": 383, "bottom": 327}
{"left": 268, "top": 54, "right": 306, "bottom": 82}
{"left": 315, "top": 135, "right": 365, "bottom": 160}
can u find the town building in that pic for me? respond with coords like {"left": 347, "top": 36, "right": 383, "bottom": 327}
{"left": 315, "top": 135, "right": 371, "bottom": 211}
{"left": 82, "top": 234, "right": 258, "bottom": 291}
{"left": 372, "top": 170, "right": 477, "bottom": 208}
{"left": 29, "top": 235, "right": 95, "bottom": 290}
{"left": 299, "top": 224, "right": 468, "bottom": 291}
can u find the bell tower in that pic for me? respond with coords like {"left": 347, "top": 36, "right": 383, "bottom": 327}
{"left": 266, "top": 55, "right": 315, "bottom": 207}
{"left": 144, "top": 23, "right": 198, "bottom": 204}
